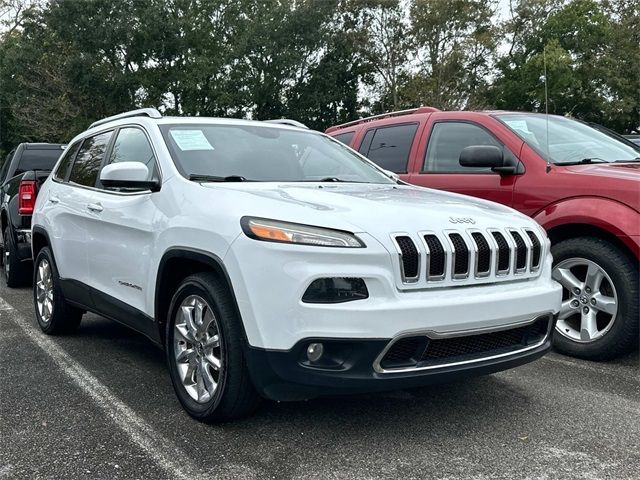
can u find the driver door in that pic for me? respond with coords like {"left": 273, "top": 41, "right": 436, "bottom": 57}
{"left": 409, "top": 116, "right": 523, "bottom": 207}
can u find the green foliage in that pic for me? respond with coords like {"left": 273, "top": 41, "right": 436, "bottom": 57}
{"left": 402, "top": 0, "right": 497, "bottom": 110}
{"left": 491, "top": 0, "right": 639, "bottom": 132}
{"left": 0, "top": 0, "right": 638, "bottom": 154}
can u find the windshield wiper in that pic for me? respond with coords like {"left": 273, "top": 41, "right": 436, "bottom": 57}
{"left": 189, "top": 174, "right": 250, "bottom": 182}
{"left": 614, "top": 157, "right": 640, "bottom": 163}
{"left": 561, "top": 158, "right": 608, "bottom": 165}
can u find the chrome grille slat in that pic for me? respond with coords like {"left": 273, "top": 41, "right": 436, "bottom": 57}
{"left": 491, "top": 231, "right": 511, "bottom": 275}
{"left": 509, "top": 230, "right": 528, "bottom": 273}
{"left": 392, "top": 228, "right": 544, "bottom": 287}
{"left": 447, "top": 233, "right": 470, "bottom": 279}
{"left": 422, "top": 234, "right": 446, "bottom": 280}
{"left": 392, "top": 235, "right": 420, "bottom": 283}
{"left": 525, "top": 229, "right": 542, "bottom": 271}
{"left": 471, "top": 231, "right": 491, "bottom": 277}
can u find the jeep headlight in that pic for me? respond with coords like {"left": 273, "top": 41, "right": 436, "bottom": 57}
{"left": 241, "top": 217, "right": 365, "bottom": 247}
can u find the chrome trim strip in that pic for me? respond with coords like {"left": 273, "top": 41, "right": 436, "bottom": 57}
{"left": 372, "top": 313, "right": 553, "bottom": 374}
{"left": 390, "top": 234, "right": 421, "bottom": 284}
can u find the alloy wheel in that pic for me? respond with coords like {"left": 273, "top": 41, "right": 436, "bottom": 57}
{"left": 173, "top": 295, "right": 223, "bottom": 403}
{"left": 35, "top": 259, "right": 54, "bottom": 323}
{"left": 553, "top": 258, "right": 618, "bottom": 343}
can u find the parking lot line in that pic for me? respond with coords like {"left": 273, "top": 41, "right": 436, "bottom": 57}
{"left": 0, "top": 297, "right": 203, "bottom": 480}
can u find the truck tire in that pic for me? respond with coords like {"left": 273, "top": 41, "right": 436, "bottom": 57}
{"left": 166, "top": 273, "right": 261, "bottom": 422}
{"left": 33, "top": 247, "right": 83, "bottom": 334}
{"left": 551, "top": 237, "right": 639, "bottom": 360}
{"left": 4, "top": 227, "right": 29, "bottom": 287}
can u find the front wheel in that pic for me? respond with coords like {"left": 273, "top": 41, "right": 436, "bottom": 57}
{"left": 165, "top": 273, "right": 260, "bottom": 422}
{"left": 551, "top": 237, "right": 639, "bottom": 360}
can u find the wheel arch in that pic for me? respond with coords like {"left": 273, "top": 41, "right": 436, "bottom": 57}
{"left": 546, "top": 223, "right": 637, "bottom": 263}
{"left": 154, "top": 247, "right": 247, "bottom": 347}
{"left": 31, "top": 226, "right": 51, "bottom": 261}
{"left": 533, "top": 197, "right": 640, "bottom": 261}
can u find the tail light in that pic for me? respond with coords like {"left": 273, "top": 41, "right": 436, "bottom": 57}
{"left": 18, "top": 180, "right": 36, "bottom": 215}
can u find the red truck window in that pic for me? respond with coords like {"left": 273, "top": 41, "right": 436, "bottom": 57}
{"left": 359, "top": 123, "right": 418, "bottom": 174}
{"left": 423, "top": 122, "right": 501, "bottom": 173}
{"left": 332, "top": 131, "right": 355, "bottom": 146}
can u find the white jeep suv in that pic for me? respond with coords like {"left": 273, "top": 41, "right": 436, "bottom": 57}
{"left": 32, "top": 109, "right": 561, "bottom": 421}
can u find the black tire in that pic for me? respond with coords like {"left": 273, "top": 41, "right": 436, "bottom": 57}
{"left": 165, "top": 273, "right": 261, "bottom": 422}
{"left": 4, "top": 227, "right": 29, "bottom": 287}
{"left": 33, "top": 247, "right": 83, "bottom": 334}
{"left": 551, "top": 237, "right": 639, "bottom": 360}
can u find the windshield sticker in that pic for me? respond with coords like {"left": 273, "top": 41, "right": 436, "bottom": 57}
{"left": 170, "top": 130, "right": 215, "bottom": 151}
{"left": 504, "top": 120, "right": 531, "bottom": 134}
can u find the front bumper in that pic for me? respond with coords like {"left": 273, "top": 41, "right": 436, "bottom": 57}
{"left": 224, "top": 233, "right": 562, "bottom": 350}
{"left": 246, "top": 314, "right": 556, "bottom": 401}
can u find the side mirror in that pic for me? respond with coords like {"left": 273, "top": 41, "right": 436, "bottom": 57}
{"left": 383, "top": 169, "right": 400, "bottom": 182}
{"left": 100, "top": 162, "right": 160, "bottom": 191}
{"left": 459, "top": 145, "right": 505, "bottom": 168}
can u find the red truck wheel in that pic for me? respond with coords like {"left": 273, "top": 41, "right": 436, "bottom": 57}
{"left": 551, "top": 237, "right": 639, "bottom": 360}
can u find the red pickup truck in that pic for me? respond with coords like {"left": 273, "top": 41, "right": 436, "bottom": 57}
{"left": 327, "top": 108, "right": 639, "bottom": 361}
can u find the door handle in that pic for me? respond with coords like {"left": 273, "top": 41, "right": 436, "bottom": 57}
{"left": 49, "top": 196, "right": 60, "bottom": 204}
{"left": 87, "top": 203, "right": 103, "bottom": 213}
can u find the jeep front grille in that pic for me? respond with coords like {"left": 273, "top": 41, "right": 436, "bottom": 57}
{"left": 391, "top": 227, "right": 545, "bottom": 287}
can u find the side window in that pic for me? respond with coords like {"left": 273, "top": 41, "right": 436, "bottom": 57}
{"left": 69, "top": 131, "right": 112, "bottom": 187}
{"left": 358, "top": 129, "right": 374, "bottom": 155}
{"left": 332, "top": 131, "right": 355, "bottom": 146}
{"left": 362, "top": 123, "right": 418, "bottom": 173}
{"left": 53, "top": 141, "right": 81, "bottom": 182}
{"left": 423, "top": 122, "right": 501, "bottom": 173}
{"left": 106, "top": 127, "right": 157, "bottom": 181}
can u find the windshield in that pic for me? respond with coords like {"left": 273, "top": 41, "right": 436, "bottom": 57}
{"left": 160, "top": 123, "right": 394, "bottom": 183}
{"left": 496, "top": 114, "right": 640, "bottom": 164}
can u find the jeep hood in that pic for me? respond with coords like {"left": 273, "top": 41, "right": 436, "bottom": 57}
{"left": 203, "top": 183, "right": 537, "bottom": 239}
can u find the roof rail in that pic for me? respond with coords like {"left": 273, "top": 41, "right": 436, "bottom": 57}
{"left": 325, "top": 106, "right": 440, "bottom": 133}
{"left": 263, "top": 119, "right": 309, "bottom": 129}
{"left": 89, "top": 108, "right": 162, "bottom": 129}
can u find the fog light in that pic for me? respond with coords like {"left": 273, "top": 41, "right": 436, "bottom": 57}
{"left": 302, "top": 277, "right": 368, "bottom": 304}
{"left": 306, "top": 343, "right": 324, "bottom": 362}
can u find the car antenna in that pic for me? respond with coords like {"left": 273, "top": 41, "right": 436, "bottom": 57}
{"left": 543, "top": 45, "right": 551, "bottom": 173}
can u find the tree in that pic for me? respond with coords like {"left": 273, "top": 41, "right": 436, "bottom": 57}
{"left": 490, "top": 0, "right": 638, "bottom": 132}
{"left": 400, "top": 0, "right": 497, "bottom": 110}
{"left": 360, "top": 0, "right": 411, "bottom": 112}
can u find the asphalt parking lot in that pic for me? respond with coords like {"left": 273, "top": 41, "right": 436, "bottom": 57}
{"left": 0, "top": 281, "right": 638, "bottom": 480}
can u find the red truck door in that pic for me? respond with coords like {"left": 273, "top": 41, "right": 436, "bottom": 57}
{"left": 407, "top": 113, "right": 524, "bottom": 207}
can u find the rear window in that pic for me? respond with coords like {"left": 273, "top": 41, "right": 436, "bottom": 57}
{"left": 359, "top": 123, "right": 418, "bottom": 173}
{"left": 332, "top": 131, "right": 355, "bottom": 146}
{"left": 15, "top": 148, "right": 65, "bottom": 176}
